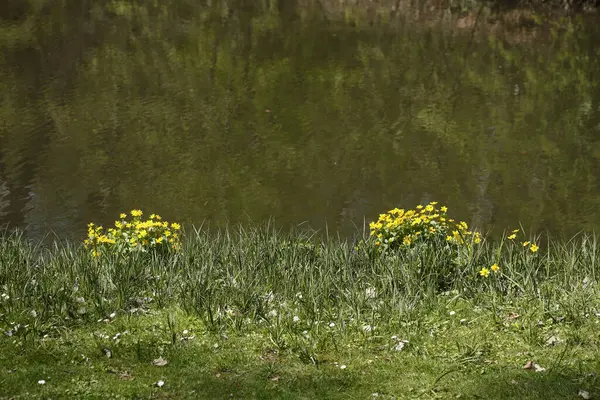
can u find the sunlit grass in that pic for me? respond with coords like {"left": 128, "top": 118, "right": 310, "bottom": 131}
{"left": 0, "top": 225, "right": 599, "bottom": 398}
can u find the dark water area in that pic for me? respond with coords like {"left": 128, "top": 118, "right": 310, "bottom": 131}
{"left": 1, "top": 1, "right": 600, "bottom": 240}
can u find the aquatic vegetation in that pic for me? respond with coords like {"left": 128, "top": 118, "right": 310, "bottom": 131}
{"left": 84, "top": 210, "right": 182, "bottom": 257}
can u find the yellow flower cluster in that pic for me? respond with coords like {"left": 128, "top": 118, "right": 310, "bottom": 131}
{"left": 84, "top": 210, "right": 182, "bottom": 257}
{"left": 369, "top": 202, "right": 481, "bottom": 251}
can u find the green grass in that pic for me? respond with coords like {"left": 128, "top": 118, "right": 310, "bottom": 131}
{"left": 0, "top": 226, "right": 599, "bottom": 399}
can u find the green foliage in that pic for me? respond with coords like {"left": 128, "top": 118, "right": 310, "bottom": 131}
{"left": 0, "top": 223, "right": 599, "bottom": 398}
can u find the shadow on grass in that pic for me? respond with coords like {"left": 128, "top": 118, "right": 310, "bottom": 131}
{"left": 436, "top": 367, "right": 599, "bottom": 400}
{"left": 171, "top": 365, "right": 358, "bottom": 400}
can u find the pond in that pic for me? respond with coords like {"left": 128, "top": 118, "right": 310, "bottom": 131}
{"left": 1, "top": 1, "right": 599, "bottom": 239}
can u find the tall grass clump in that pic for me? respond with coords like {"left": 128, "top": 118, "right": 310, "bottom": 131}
{"left": 0, "top": 206, "right": 599, "bottom": 351}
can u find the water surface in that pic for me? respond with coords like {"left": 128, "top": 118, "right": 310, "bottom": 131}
{"left": 1, "top": 1, "right": 600, "bottom": 239}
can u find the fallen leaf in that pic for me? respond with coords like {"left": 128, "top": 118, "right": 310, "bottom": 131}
{"left": 152, "top": 357, "right": 168, "bottom": 367}
{"left": 523, "top": 360, "right": 546, "bottom": 372}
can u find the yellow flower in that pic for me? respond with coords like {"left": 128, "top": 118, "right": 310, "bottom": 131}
{"left": 425, "top": 205, "right": 434, "bottom": 212}
{"left": 523, "top": 241, "right": 530, "bottom": 247}
{"left": 119, "top": 213, "right": 127, "bottom": 219}
{"left": 375, "top": 241, "right": 381, "bottom": 246}
{"left": 530, "top": 244, "right": 539, "bottom": 253}
{"left": 512, "top": 229, "right": 519, "bottom": 233}
{"left": 131, "top": 209, "right": 143, "bottom": 217}
{"left": 508, "top": 234, "right": 516, "bottom": 240}
{"left": 416, "top": 205, "right": 423, "bottom": 209}
{"left": 491, "top": 263, "right": 500, "bottom": 273}
{"left": 91, "top": 250, "right": 101, "bottom": 258}
{"left": 155, "top": 237, "right": 164, "bottom": 244}
{"left": 479, "top": 267, "right": 490, "bottom": 277}
{"left": 171, "top": 222, "right": 181, "bottom": 230}
{"left": 441, "top": 206, "right": 448, "bottom": 213}
{"left": 403, "top": 236, "right": 411, "bottom": 246}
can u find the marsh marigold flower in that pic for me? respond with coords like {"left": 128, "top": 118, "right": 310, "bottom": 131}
{"left": 131, "top": 209, "right": 143, "bottom": 217}
{"left": 479, "top": 267, "right": 490, "bottom": 277}
{"left": 530, "top": 244, "right": 539, "bottom": 252}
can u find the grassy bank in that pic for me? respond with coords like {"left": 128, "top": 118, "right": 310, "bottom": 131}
{"left": 1, "top": 225, "right": 599, "bottom": 398}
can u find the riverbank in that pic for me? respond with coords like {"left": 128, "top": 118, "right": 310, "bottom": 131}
{"left": 1, "top": 226, "right": 599, "bottom": 398}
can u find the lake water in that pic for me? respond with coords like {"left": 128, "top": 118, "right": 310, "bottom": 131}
{"left": 1, "top": 1, "right": 599, "bottom": 239}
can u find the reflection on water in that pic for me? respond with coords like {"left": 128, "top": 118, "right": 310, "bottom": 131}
{"left": 0, "top": 1, "right": 599, "bottom": 239}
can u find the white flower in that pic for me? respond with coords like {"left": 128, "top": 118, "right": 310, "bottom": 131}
{"left": 293, "top": 316, "right": 300, "bottom": 323}
{"left": 365, "top": 287, "right": 377, "bottom": 299}
{"left": 362, "top": 325, "right": 373, "bottom": 333}
{"left": 391, "top": 335, "right": 398, "bottom": 341}
{"left": 329, "top": 322, "right": 335, "bottom": 328}
{"left": 38, "top": 380, "right": 46, "bottom": 385}
{"left": 29, "top": 310, "right": 37, "bottom": 318}
{"left": 183, "top": 330, "right": 189, "bottom": 335}
{"left": 340, "top": 365, "right": 347, "bottom": 369}
{"left": 449, "top": 311, "right": 456, "bottom": 316}
{"left": 267, "top": 309, "right": 278, "bottom": 318}
{"left": 109, "top": 312, "right": 117, "bottom": 319}
{"left": 393, "top": 342, "right": 406, "bottom": 351}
